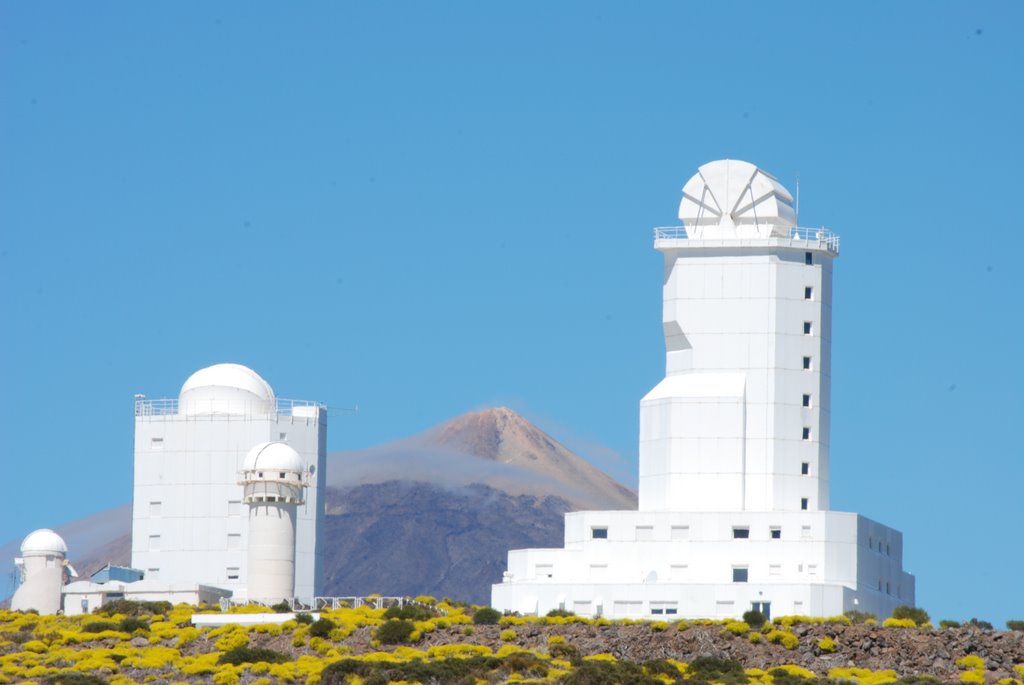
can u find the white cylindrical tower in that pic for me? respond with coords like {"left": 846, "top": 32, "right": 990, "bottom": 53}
{"left": 240, "top": 442, "right": 308, "bottom": 603}
{"left": 11, "top": 529, "right": 68, "bottom": 614}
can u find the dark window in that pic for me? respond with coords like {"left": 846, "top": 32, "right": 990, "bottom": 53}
{"left": 804, "top": 286, "right": 813, "bottom": 300}
{"left": 591, "top": 527, "right": 608, "bottom": 539}
{"left": 801, "top": 462, "right": 810, "bottom": 475}
{"left": 805, "top": 252, "right": 813, "bottom": 265}
{"left": 802, "top": 427, "right": 811, "bottom": 440}
{"left": 801, "top": 498, "right": 809, "bottom": 510}
{"left": 666, "top": 607, "right": 678, "bottom": 615}
{"left": 733, "top": 567, "right": 749, "bottom": 583}
{"left": 802, "top": 394, "right": 811, "bottom": 407}
{"left": 770, "top": 527, "right": 782, "bottom": 539}
{"left": 732, "top": 527, "right": 750, "bottom": 539}
{"left": 803, "top": 321, "right": 813, "bottom": 335}
{"left": 803, "top": 356, "right": 812, "bottom": 370}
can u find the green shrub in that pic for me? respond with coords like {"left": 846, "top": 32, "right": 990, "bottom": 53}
{"left": 82, "top": 621, "right": 120, "bottom": 633}
{"left": 549, "top": 642, "right": 579, "bottom": 660}
{"left": 546, "top": 608, "right": 576, "bottom": 618}
{"left": 375, "top": 619, "right": 416, "bottom": 644}
{"left": 45, "top": 675, "right": 110, "bottom": 685}
{"left": 383, "top": 604, "right": 435, "bottom": 621}
{"left": 940, "top": 620, "right": 962, "bottom": 629}
{"left": 217, "top": 646, "right": 290, "bottom": 665}
{"left": 844, "top": 610, "right": 877, "bottom": 624}
{"left": 309, "top": 617, "right": 337, "bottom": 639}
{"left": 892, "top": 606, "right": 930, "bottom": 626}
{"left": 95, "top": 599, "right": 171, "bottom": 616}
{"left": 472, "top": 607, "right": 502, "bottom": 625}
{"left": 117, "top": 617, "right": 150, "bottom": 633}
{"left": 742, "top": 610, "right": 767, "bottom": 629}
{"left": 270, "top": 601, "right": 292, "bottom": 613}
{"left": 558, "top": 659, "right": 663, "bottom": 685}
{"left": 294, "top": 612, "right": 314, "bottom": 625}
{"left": 687, "top": 656, "right": 749, "bottom": 685}
{"left": 967, "top": 617, "right": 993, "bottom": 630}
{"left": 1007, "top": 620, "right": 1024, "bottom": 632}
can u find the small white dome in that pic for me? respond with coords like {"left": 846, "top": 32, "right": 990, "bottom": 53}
{"left": 178, "top": 363, "right": 275, "bottom": 416}
{"left": 243, "top": 442, "right": 304, "bottom": 474}
{"left": 20, "top": 529, "right": 67, "bottom": 555}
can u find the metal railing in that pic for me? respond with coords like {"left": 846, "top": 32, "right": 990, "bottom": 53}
{"left": 219, "top": 595, "right": 447, "bottom": 615}
{"left": 134, "top": 397, "right": 326, "bottom": 418}
{"left": 653, "top": 225, "right": 840, "bottom": 254}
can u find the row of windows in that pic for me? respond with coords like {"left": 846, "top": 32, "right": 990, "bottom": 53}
{"left": 590, "top": 522, "right": 815, "bottom": 541}
{"left": 868, "top": 537, "right": 893, "bottom": 557}
{"left": 148, "top": 500, "right": 244, "bottom": 517}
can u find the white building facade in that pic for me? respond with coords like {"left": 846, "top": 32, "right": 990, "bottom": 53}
{"left": 492, "top": 159, "right": 914, "bottom": 620}
{"left": 131, "top": 364, "right": 327, "bottom": 602}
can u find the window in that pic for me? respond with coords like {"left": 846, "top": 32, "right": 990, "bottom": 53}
{"left": 651, "top": 602, "right": 679, "bottom": 615}
{"left": 227, "top": 533, "right": 241, "bottom": 550}
{"left": 886, "top": 582, "right": 891, "bottom": 594}
{"left": 147, "top": 568, "right": 160, "bottom": 580}
{"left": 46, "top": 555, "right": 55, "bottom": 568}
{"left": 591, "top": 527, "right": 608, "bottom": 539}
{"left": 801, "top": 525, "right": 812, "bottom": 539}
{"left": 769, "top": 564, "right": 782, "bottom": 577}
{"left": 278, "top": 432, "right": 288, "bottom": 441}
{"left": 279, "top": 472, "right": 286, "bottom": 479}
{"left": 801, "top": 498, "right": 809, "bottom": 510}
{"left": 573, "top": 600, "right": 593, "bottom": 615}
{"left": 149, "top": 501, "right": 162, "bottom": 516}
{"left": 150, "top": 437, "right": 164, "bottom": 449}
{"left": 751, "top": 601, "right": 772, "bottom": 620}
{"left": 612, "top": 601, "right": 643, "bottom": 617}
{"left": 635, "top": 526, "right": 654, "bottom": 541}
{"left": 802, "top": 394, "right": 811, "bottom": 407}
{"left": 227, "top": 567, "right": 240, "bottom": 581}
{"left": 670, "top": 525, "right": 689, "bottom": 540}
{"left": 886, "top": 543, "right": 891, "bottom": 556}
{"left": 805, "top": 252, "right": 813, "bottom": 265}
{"left": 535, "top": 564, "right": 553, "bottom": 579}
{"left": 732, "top": 567, "right": 749, "bottom": 583}
{"left": 228, "top": 500, "right": 241, "bottom": 517}
{"left": 732, "top": 527, "right": 750, "bottom": 539}
{"left": 802, "top": 427, "right": 811, "bottom": 440}
{"left": 669, "top": 564, "right": 688, "bottom": 581}
{"left": 803, "top": 356, "right": 812, "bottom": 370}
{"left": 801, "top": 462, "right": 810, "bottom": 475}
{"left": 803, "top": 321, "right": 813, "bottom": 335}
{"left": 148, "top": 534, "right": 160, "bottom": 551}
{"left": 808, "top": 564, "right": 818, "bottom": 576}
{"left": 804, "top": 286, "right": 814, "bottom": 300}
{"left": 589, "top": 564, "right": 608, "bottom": 580}
{"left": 716, "top": 601, "right": 736, "bottom": 617}
{"left": 770, "top": 527, "right": 782, "bottom": 539}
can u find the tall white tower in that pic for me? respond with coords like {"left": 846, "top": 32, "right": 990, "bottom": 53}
{"left": 11, "top": 529, "right": 68, "bottom": 614}
{"left": 240, "top": 442, "right": 308, "bottom": 603}
{"left": 640, "top": 159, "right": 834, "bottom": 513}
{"left": 132, "top": 363, "right": 327, "bottom": 600}
{"left": 492, "top": 160, "right": 914, "bottom": 620}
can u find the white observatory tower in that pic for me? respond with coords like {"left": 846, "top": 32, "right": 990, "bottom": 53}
{"left": 11, "top": 529, "right": 69, "bottom": 614}
{"left": 240, "top": 442, "right": 308, "bottom": 603}
{"left": 493, "top": 160, "right": 914, "bottom": 620}
{"left": 132, "top": 363, "right": 327, "bottom": 601}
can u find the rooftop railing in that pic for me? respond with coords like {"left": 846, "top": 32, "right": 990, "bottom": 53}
{"left": 134, "top": 397, "right": 326, "bottom": 417}
{"left": 653, "top": 225, "right": 840, "bottom": 254}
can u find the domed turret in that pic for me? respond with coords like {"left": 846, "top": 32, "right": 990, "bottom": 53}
{"left": 178, "top": 363, "right": 276, "bottom": 416}
{"left": 11, "top": 529, "right": 68, "bottom": 614}
{"left": 678, "top": 159, "right": 797, "bottom": 239}
{"left": 240, "top": 442, "right": 308, "bottom": 603}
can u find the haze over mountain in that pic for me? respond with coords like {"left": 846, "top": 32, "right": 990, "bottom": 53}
{"left": 2, "top": 408, "right": 636, "bottom": 604}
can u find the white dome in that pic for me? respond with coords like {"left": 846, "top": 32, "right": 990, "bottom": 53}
{"left": 678, "top": 159, "right": 797, "bottom": 238}
{"left": 243, "top": 442, "right": 304, "bottom": 474}
{"left": 178, "top": 363, "right": 276, "bottom": 416}
{"left": 20, "top": 529, "right": 67, "bottom": 555}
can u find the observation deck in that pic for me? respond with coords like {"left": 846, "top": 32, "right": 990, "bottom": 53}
{"left": 134, "top": 397, "right": 327, "bottom": 418}
{"left": 654, "top": 226, "right": 840, "bottom": 256}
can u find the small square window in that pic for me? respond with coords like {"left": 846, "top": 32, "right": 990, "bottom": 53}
{"left": 670, "top": 525, "right": 689, "bottom": 540}
{"left": 732, "top": 567, "right": 749, "bottom": 583}
{"left": 150, "top": 437, "right": 164, "bottom": 449}
{"left": 803, "top": 356, "right": 812, "bottom": 370}
{"left": 802, "top": 427, "right": 811, "bottom": 440}
{"left": 147, "top": 568, "right": 159, "bottom": 580}
{"left": 228, "top": 500, "right": 241, "bottom": 517}
{"left": 227, "top": 533, "right": 241, "bottom": 550}
{"left": 227, "top": 567, "right": 240, "bottom": 581}
{"left": 801, "top": 525, "right": 812, "bottom": 539}
{"left": 801, "top": 462, "right": 810, "bottom": 475}
{"left": 732, "top": 527, "right": 750, "bottom": 539}
{"left": 591, "top": 527, "right": 608, "bottom": 539}
{"left": 803, "top": 321, "right": 813, "bottom": 335}
{"left": 149, "top": 501, "right": 162, "bottom": 516}
{"left": 769, "top": 564, "right": 782, "bottom": 576}
{"left": 805, "top": 252, "right": 813, "bottom": 265}
{"left": 886, "top": 581, "right": 891, "bottom": 594}
{"left": 886, "top": 543, "right": 891, "bottom": 556}
{"left": 770, "top": 527, "right": 782, "bottom": 539}
{"left": 808, "top": 564, "right": 818, "bottom": 576}
{"left": 148, "top": 534, "right": 160, "bottom": 551}
{"left": 278, "top": 432, "right": 288, "bottom": 441}
{"left": 802, "top": 394, "right": 811, "bottom": 407}
{"left": 801, "top": 498, "right": 809, "bottom": 510}
{"left": 635, "top": 526, "right": 654, "bottom": 541}
{"left": 804, "top": 286, "right": 814, "bottom": 300}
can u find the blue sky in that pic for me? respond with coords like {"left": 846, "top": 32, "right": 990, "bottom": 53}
{"left": 1, "top": 2, "right": 1021, "bottom": 624}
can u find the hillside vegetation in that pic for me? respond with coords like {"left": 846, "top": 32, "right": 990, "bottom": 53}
{"left": 1, "top": 601, "right": 1022, "bottom": 685}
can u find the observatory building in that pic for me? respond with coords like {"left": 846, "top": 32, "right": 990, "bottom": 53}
{"left": 492, "top": 160, "right": 914, "bottom": 620}
{"left": 10, "top": 529, "right": 72, "bottom": 614}
{"left": 132, "top": 364, "right": 327, "bottom": 601}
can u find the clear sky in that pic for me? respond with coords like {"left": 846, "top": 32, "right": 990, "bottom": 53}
{"left": 1, "top": 2, "right": 1021, "bottom": 625}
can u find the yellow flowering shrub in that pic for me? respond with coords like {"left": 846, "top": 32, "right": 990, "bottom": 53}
{"left": 214, "top": 628, "right": 249, "bottom": 651}
{"left": 650, "top": 621, "right": 669, "bottom": 632}
{"left": 584, "top": 653, "right": 618, "bottom": 662}
{"left": 748, "top": 632, "right": 763, "bottom": 643}
{"left": 960, "top": 671, "right": 985, "bottom": 684}
{"left": 818, "top": 637, "right": 837, "bottom": 652}
{"left": 958, "top": 656, "right": 986, "bottom": 670}
{"left": 499, "top": 629, "right": 517, "bottom": 642}
{"left": 722, "top": 621, "right": 750, "bottom": 635}
{"left": 882, "top": 618, "right": 916, "bottom": 628}
{"left": 828, "top": 667, "right": 899, "bottom": 685}
{"left": 766, "top": 630, "right": 800, "bottom": 649}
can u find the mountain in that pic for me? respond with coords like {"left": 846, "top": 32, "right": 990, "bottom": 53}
{"left": 1, "top": 408, "right": 636, "bottom": 605}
